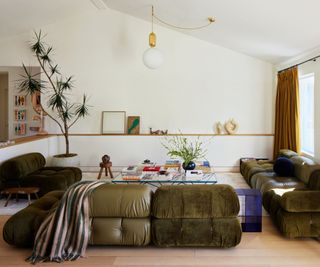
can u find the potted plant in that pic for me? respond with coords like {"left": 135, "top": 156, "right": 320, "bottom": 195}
{"left": 19, "top": 31, "right": 89, "bottom": 166}
{"left": 162, "top": 135, "right": 208, "bottom": 171}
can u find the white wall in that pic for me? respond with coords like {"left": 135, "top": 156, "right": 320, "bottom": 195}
{"left": 0, "top": 7, "right": 274, "bottom": 168}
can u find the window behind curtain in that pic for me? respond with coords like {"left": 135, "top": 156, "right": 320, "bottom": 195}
{"left": 299, "top": 73, "right": 314, "bottom": 156}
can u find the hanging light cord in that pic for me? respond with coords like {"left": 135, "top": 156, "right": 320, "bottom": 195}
{"left": 151, "top": 6, "right": 215, "bottom": 31}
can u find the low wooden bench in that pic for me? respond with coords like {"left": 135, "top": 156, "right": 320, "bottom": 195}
{"left": 1, "top": 187, "right": 40, "bottom": 207}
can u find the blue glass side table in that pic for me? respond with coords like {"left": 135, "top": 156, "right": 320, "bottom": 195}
{"left": 235, "top": 188, "right": 262, "bottom": 232}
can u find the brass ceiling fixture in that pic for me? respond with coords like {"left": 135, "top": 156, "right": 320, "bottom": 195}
{"left": 143, "top": 6, "right": 215, "bottom": 69}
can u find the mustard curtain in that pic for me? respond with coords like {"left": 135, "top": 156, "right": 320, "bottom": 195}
{"left": 273, "top": 67, "right": 300, "bottom": 159}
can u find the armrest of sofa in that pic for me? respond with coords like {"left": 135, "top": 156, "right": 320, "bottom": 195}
{"left": 280, "top": 190, "right": 320, "bottom": 212}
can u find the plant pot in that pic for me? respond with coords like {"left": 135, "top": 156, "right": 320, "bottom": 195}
{"left": 50, "top": 153, "right": 80, "bottom": 167}
{"left": 182, "top": 161, "right": 196, "bottom": 171}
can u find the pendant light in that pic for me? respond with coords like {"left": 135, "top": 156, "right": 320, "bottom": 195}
{"left": 142, "top": 6, "right": 215, "bottom": 69}
{"left": 143, "top": 6, "right": 164, "bottom": 69}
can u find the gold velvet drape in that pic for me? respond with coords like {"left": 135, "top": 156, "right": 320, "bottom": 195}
{"left": 273, "top": 67, "right": 300, "bottom": 159}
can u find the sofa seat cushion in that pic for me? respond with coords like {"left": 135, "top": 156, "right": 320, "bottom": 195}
{"left": 89, "top": 218, "right": 150, "bottom": 246}
{"left": 251, "top": 172, "right": 306, "bottom": 195}
{"left": 266, "top": 192, "right": 320, "bottom": 238}
{"left": 152, "top": 218, "right": 241, "bottom": 247}
{"left": 89, "top": 184, "right": 152, "bottom": 218}
{"left": 20, "top": 167, "right": 81, "bottom": 196}
{"left": 280, "top": 191, "right": 320, "bottom": 212}
{"left": 241, "top": 160, "right": 273, "bottom": 184}
{"left": 152, "top": 185, "right": 239, "bottom": 219}
{"left": 3, "top": 191, "right": 64, "bottom": 248}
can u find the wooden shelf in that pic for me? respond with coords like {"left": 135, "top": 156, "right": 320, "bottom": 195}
{"left": 0, "top": 134, "right": 54, "bottom": 150}
{"left": 66, "top": 133, "right": 274, "bottom": 137}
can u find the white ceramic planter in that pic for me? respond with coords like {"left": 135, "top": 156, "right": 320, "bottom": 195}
{"left": 50, "top": 154, "right": 80, "bottom": 167}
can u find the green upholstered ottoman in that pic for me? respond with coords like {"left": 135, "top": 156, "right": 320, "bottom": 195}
{"left": 151, "top": 185, "right": 242, "bottom": 247}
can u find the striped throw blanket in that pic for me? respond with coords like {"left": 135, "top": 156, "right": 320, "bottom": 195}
{"left": 27, "top": 180, "right": 106, "bottom": 264}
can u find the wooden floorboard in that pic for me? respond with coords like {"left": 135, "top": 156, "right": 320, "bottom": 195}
{"left": 0, "top": 216, "right": 319, "bottom": 266}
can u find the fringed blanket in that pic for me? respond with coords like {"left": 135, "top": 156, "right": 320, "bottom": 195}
{"left": 27, "top": 180, "right": 106, "bottom": 264}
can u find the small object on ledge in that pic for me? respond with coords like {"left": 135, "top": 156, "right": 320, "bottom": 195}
{"left": 224, "top": 118, "right": 239, "bottom": 134}
{"left": 149, "top": 128, "right": 168, "bottom": 135}
{"left": 97, "top": 154, "right": 113, "bottom": 179}
{"left": 0, "top": 140, "right": 15, "bottom": 148}
{"left": 215, "top": 122, "right": 223, "bottom": 134}
{"left": 29, "top": 126, "right": 40, "bottom": 132}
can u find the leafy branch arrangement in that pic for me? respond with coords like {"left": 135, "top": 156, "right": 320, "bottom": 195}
{"left": 162, "top": 135, "right": 208, "bottom": 165}
{"left": 19, "top": 31, "right": 89, "bottom": 156}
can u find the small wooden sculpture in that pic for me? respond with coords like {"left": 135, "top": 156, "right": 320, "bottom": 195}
{"left": 97, "top": 154, "right": 113, "bottom": 179}
{"left": 149, "top": 128, "right": 168, "bottom": 135}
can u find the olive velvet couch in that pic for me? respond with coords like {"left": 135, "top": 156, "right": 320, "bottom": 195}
{"left": 0, "top": 152, "right": 82, "bottom": 196}
{"left": 3, "top": 184, "right": 242, "bottom": 248}
{"left": 241, "top": 149, "right": 320, "bottom": 238}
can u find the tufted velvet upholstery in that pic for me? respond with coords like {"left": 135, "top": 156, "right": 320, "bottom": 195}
{"left": 3, "top": 191, "right": 64, "bottom": 247}
{"left": 241, "top": 150, "right": 320, "bottom": 238}
{"left": 0, "top": 153, "right": 82, "bottom": 196}
{"left": 152, "top": 185, "right": 242, "bottom": 247}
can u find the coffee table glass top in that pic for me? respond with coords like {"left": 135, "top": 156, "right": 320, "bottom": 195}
{"left": 112, "top": 171, "right": 217, "bottom": 184}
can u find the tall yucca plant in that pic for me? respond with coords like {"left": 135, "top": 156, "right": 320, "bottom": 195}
{"left": 19, "top": 31, "right": 89, "bottom": 156}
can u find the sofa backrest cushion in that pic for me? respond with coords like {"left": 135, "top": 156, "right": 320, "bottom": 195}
{"left": 278, "top": 149, "right": 298, "bottom": 159}
{"left": 89, "top": 184, "right": 152, "bottom": 218}
{"left": 290, "top": 156, "right": 320, "bottom": 184}
{"left": 152, "top": 184, "right": 239, "bottom": 219}
{"left": 0, "top": 153, "right": 46, "bottom": 183}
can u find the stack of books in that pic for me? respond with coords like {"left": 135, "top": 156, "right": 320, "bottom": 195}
{"left": 164, "top": 160, "right": 181, "bottom": 172}
{"left": 121, "top": 166, "right": 141, "bottom": 180}
{"left": 195, "top": 160, "right": 212, "bottom": 173}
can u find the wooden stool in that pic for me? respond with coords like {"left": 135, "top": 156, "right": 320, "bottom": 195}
{"left": 97, "top": 154, "right": 113, "bottom": 179}
{"left": 1, "top": 187, "right": 40, "bottom": 207}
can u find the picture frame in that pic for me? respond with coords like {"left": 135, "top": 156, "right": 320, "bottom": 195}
{"left": 127, "top": 116, "right": 140, "bottom": 134}
{"left": 14, "top": 95, "right": 26, "bottom": 107}
{"left": 102, "top": 111, "right": 126, "bottom": 134}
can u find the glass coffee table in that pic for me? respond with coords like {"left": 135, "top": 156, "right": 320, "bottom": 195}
{"left": 112, "top": 171, "right": 217, "bottom": 188}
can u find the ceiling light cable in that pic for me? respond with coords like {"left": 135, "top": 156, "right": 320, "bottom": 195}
{"left": 152, "top": 6, "right": 215, "bottom": 31}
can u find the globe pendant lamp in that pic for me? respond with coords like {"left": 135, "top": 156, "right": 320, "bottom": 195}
{"left": 143, "top": 6, "right": 163, "bottom": 69}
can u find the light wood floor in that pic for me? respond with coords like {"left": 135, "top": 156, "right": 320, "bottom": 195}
{"left": 0, "top": 216, "right": 319, "bottom": 267}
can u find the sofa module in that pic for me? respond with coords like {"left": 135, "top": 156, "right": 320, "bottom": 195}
{"left": 152, "top": 185, "right": 242, "bottom": 247}
{"left": 0, "top": 153, "right": 82, "bottom": 196}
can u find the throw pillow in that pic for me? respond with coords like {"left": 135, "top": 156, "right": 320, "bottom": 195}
{"left": 273, "top": 157, "right": 295, "bottom": 177}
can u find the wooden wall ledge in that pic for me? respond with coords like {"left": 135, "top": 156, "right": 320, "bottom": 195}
{"left": 0, "top": 133, "right": 274, "bottom": 150}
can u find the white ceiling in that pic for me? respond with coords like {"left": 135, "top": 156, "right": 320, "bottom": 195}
{"left": 1, "top": 0, "right": 320, "bottom": 64}
{"left": 0, "top": 0, "right": 95, "bottom": 40}
{"left": 104, "top": 0, "right": 320, "bottom": 63}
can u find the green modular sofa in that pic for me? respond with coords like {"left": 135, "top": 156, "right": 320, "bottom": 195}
{"left": 3, "top": 184, "right": 242, "bottom": 248}
{"left": 0, "top": 153, "right": 82, "bottom": 196}
{"left": 241, "top": 150, "right": 320, "bottom": 238}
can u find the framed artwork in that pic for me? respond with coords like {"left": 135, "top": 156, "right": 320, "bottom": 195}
{"left": 102, "top": 111, "right": 126, "bottom": 134}
{"left": 31, "top": 91, "right": 42, "bottom": 114}
{"left": 127, "top": 116, "right": 140, "bottom": 134}
{"left": 14, "top": 109, "right": 26, "bottom": 121}
{"left": 14, "top": 95, "right": 26, "bottom": 107}
{"left": 14, "top": 123, "right": 26, "bottom": 135}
